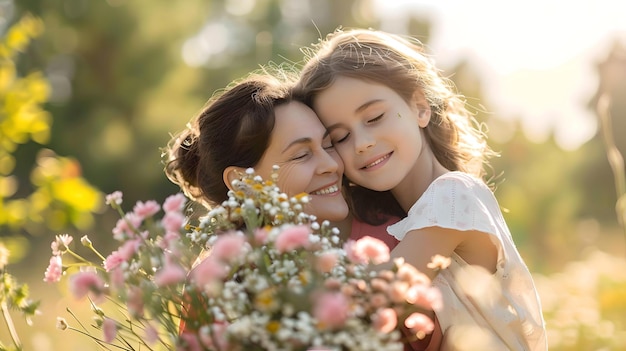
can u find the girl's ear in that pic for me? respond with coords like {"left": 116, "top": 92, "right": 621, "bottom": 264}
{"left": 223, "top": 166, "right": 247, "bottom": 191}
{"left": 411, "top": 90, "right": 431, "bottom": 128}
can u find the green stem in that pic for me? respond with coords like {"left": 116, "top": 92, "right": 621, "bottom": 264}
{"left": 66, "top": 326, "right": 131, "bottom": 351}
{"left": 64, "top": 249, "right": 99, "bottom": 266}
{"left": 1, "top": 301, "right": 22, "bottom": 350}
{"left": 90, "top": 246, "right": 107, "bottom": 262}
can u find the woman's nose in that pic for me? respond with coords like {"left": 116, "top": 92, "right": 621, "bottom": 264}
{"left": 317, "top": 149, "right": 340, "bottom": 174}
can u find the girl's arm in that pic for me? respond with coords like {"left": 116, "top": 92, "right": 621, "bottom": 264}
{"left": 391, "top": 226, "right": 498, "bottom": 281}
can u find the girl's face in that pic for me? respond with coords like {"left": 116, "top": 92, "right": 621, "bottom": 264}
{"left": 312, "top": 76, "right": 430, "bottom": 193}
{"left": 254, "top": 101, "right": 349, "bottom": 222}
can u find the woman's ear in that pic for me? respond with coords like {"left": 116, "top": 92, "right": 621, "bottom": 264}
{"left": 411, "top": 90, "right": 432, "bottom": 128}
{"left": 223, "top": 166, "right": 247, "bottom": 191}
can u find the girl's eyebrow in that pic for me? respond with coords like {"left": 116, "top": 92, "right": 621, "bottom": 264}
{"left": 355, "top": 99, "right": 383, "bottom": 114}
{"left": 325, "top": 99, "right": 383, "bottom": 132}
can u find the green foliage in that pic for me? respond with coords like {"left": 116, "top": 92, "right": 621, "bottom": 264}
{"left": 0, "top": 242, "right": 40, "bottom": 351}
{"left": 0, "top": 14, "right": 102, "bottom": 238}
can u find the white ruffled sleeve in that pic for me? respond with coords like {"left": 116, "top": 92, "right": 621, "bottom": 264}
{"left": 387, "top": 172, "right": 500, "bottom": 242}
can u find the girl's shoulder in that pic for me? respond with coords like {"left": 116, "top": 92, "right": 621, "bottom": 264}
{"left": 388, "top": 171, "right": 499, "bottom": 240}
{"left": 417, "top": 171, "right": 493, "bottom": 209}
{"left": 427, "top": 171, "right": 489, "bottom": 192}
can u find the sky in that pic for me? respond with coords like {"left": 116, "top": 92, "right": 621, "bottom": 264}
{"left": 373, "top": 0, "right": 626, "bottom": 150}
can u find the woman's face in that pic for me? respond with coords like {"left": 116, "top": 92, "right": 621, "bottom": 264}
{"left": 254, "top": 101, "right": 349, "bottom": 222}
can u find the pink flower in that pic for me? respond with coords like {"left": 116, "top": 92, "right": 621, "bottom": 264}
{"left": 133, "top": 200, "right": 161, "bottom": 219}
{"left": 397, "top": 262, "right": 430, "bottom": 286}
{"left": 191, "top": 257, "right": 227, "bottom": 294}
{"left": 370, "top": 293, "right": 388, "bottom": 309}
{"left": 323, "top": 277, "right": 342, "bottom": 290}
{"left": 388, "top": 281, "right": 410, "bottom": 303}
{"left": 254, "top": 227, "right": 269, "bottom": 244}
{"left": 313, "top": 292, "right": 349, "bottom": 330}
{"left": 199, "top": 323, "right": 230, "bottom": 350}
{"left": 315, "top": 252, "right": 338, "bottom": 273}
{"left": 43, "top": 255, "right": 63, "bottom": 283}
{"left": 163, "top": 193, "right": 186, "bottom": 213}
{"left": 126, "top": 287, "right": 145, "bottom": 318}
{"left": 344, "top": 236, "right": 390, "bottom": 264}
{"left": 370, "top": 278, "right": 390, "bottom": 292}
{"left": 109, "top": 267, "right": 125, "bottom": 290}
{"left": 406, "top": 285, "right": 443, "bottom": 311}
{"left": 404, "top": 312, "right": 435, "bottom": 337}
{"left": 161, "top": 231, "right": 182, "bottom": 250}
{"left": 104, "top": 239, "right": 140, "bottom": 271}
{"left": 103, "top": 252, "right": 124, "bottom": 273}
{"left": 275, "top": 225, "right": 310, "bottom": 253}
{"left": 154, "top": 260, "right": 187, "bottom": 287}
{"left": 105, "top": 191, "right": 123, "bottom": 206}
{"left": 102, "top": 317, "right": 117, "bottom": 343}
{"left": 144, "top": 323, "right": 158, "bottom": 345}
{"left": 178, "top": 332, "right": 202, "bottom": 351}
{"left": 372, "top": 308, "right": 398, "bottom": 333}
{"left": 211, "top": 231, "right": 247, "bottom": 262}
{"left": 112, "top": 213, "right": 142, "bottom": 240}
{"left": 161, "top": 211, "right": 185, "bottom": 232}
{"left": 69, "top": 271, "right": 106, "bottom": 303}
{"left": 427, "top": 254, "right": 451, "bottom": 271}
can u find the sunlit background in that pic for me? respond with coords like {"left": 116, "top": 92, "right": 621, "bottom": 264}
{"left": 1, "top": 0, "right": 626, "bottom": 350}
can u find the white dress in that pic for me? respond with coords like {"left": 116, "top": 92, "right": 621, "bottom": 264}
{"left": 387, "top": 172, "right": 547, "bottom": 351}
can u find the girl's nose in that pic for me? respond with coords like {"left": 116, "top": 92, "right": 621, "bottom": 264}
{"left": 354, "top": 129, "right": 375, "bottom": 154}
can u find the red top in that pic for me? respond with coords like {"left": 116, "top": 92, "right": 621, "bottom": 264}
{"left": 349, "top": 217, "right": 401, "bottom": 250}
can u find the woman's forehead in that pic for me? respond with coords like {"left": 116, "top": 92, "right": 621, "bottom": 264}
{"left": 271, "top": 102, "right": 327, "bottom": 147}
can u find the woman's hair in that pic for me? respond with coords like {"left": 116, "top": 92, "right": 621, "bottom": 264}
{"left": 294, "top": 28, "right": 496, "bottom": 223}
{"left": 164, "top": 71, "right": 296, "bottom": 208}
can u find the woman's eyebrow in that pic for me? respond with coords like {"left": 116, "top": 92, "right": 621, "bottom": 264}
{"left": 281, "top": 137, "right": 312, "bottom": 153}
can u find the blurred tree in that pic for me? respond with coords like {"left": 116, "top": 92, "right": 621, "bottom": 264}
{"left": 585, "top": 38, "right": 626, "bottom": 231}
{"left": 0, "top": 13, "right": 101, "bottom": 263}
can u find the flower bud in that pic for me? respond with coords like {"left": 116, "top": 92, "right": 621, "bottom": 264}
{"left": 56, "top": 317, "right": 68, "bottom": 330}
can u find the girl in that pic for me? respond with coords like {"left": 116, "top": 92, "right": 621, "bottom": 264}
{"left": 296, "top": 28, "right": 547, "bottom": 350}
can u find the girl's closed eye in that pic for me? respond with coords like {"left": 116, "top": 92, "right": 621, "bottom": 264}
{"left": 367, "top": 114, "right": 384, "bottom": 124}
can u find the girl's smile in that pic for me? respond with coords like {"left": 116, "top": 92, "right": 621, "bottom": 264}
{"left": 360, "top": 152, "right": 393, "bottom": 170}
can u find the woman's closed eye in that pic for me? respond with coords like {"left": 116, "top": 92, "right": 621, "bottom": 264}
{"left": 289, "top": 152, "right": 310, "bottom": 161}
{"left": 332, "top": 132, "right": 350, "bottom": 144}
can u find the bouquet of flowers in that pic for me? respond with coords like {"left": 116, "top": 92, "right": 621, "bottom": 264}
{"left": 44, "top": 168, "right": 443, "bottom": 351}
